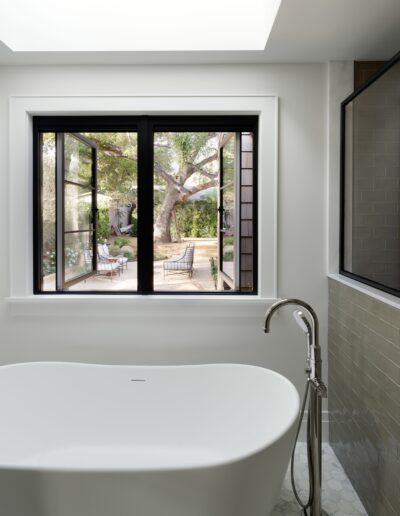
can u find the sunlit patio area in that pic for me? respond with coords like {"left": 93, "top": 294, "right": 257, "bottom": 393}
{"left": 64, "top": 238, "right": 218, "bottom": 292}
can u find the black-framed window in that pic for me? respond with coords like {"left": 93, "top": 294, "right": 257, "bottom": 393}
{"left": 340, "top": 51, "right": 400, "bottom": 297}
{"left": 34, "top": 116, "right": 258, "bottom": 295}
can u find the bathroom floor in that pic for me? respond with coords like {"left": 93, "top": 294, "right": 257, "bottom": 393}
{"left": 272, "top": 443, "right": 367, "bottom": 516}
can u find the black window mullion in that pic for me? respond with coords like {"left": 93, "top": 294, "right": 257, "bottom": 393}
{"left": 91, "top": 145, "right": 98, "bottom": 275}
{"left": 137, "top": 117, "right": 154, "bottom": 294}
{"left": 33, "top": 131, "right": 42, "bottom": 294}
{"left": 55, "top": 132, "right": 64, "bottom": 291}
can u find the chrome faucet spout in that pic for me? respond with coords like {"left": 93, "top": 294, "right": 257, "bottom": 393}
{"left": 264, "top": 298, "right": 319, "bottom": 344}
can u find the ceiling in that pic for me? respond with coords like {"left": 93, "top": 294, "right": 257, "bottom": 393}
{"left": 0, "top": 0, "right": 399, "bottom": 65}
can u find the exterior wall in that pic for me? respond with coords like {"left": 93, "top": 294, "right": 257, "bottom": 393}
{"left": 0, "top": 63, "right": 328, "bottom": 433}
{"left": 329, "top": 278, "right": 400, "bottom": 515}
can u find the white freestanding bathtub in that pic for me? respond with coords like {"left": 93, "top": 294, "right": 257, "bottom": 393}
{"left": 0, "top": 362, "right": 299, "bottom": 516}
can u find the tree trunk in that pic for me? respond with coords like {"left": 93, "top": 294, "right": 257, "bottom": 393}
{"left": 171, "top": 208, "right": 181, "bottom": 242}
{"left": 154, "top": 187, "right": 181, "bottom": 243}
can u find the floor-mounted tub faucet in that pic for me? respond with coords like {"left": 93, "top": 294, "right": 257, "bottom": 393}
{"left": 264, "top": 298, "right": 328, "bottom": 516}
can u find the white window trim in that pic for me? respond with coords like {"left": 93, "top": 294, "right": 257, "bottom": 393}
{"left": 7, "top": 95, "right": 278, "bottom": 317}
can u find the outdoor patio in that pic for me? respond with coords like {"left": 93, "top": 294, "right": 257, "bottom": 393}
{"left": 64, "top": 238, "right": 218, "bottom": 292}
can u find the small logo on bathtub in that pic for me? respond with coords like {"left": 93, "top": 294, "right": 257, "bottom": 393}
{"left": 131, "top": 379, "right": 146, "bottom": 382}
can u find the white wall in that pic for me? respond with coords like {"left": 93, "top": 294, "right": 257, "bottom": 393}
{"left": 327, "top": 61, "right": 354, "bottom": 273}
{"left": 0, "top": 64, "right": 329, "bottom": 407}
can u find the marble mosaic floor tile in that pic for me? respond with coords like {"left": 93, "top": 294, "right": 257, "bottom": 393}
{"left": 272, "top": 443, "right": 367, "bottom": 515}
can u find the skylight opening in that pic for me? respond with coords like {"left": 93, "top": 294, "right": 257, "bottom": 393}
{"left": 0, "top": 0, "right": 281, "bottom": 52}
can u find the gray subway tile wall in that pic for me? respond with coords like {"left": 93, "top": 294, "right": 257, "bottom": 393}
{"left": 328, "top": 278, "right": 400, "bottom": 516}
{"left": 344, "top": 61, "right": 400, "bottom": 289}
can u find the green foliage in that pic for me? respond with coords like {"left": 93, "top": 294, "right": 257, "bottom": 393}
{"left": 122, "top": 251, "right": 135, "bottom": 262}
{"left": 114, "top": 237, "right": 131, "bottom": 247}
{"left": 154, "top": 132, "right": 214, "bottom": 174}
{"left": 43, "top": 250, "right": 56, "bottom": 275}
{"left": 97, "top": 207, "right": 110, "bottom": 243}
{"left": 175, "top": 198, "right": 217, "bottom": 238}
{"left": 191, "top": 210, "right": 201, "bottom": 237}
{"left": 43, "top": 247, "right": 81, "bottom": 275}
{"left": 108, "top": 245, "right": 136, "bottom": 262}
{"left": 154, "top": 252, "right": 168, "bottom": 261}
{"left": 129, "top": 216, "right": 138, "bottom": 237}
{"left": 108, "top": 245, "right": 122, "bottom": 256}
{"left": 209, "top": 256, "right": 218, "bottom": 289}
{"left": 171, "top": 133, "right": 210, "bottom": 167}
{"left": 223, "top": 250, "right": 234, "bottom": 262}
{"left": 83, "top": 132, "right": 138, "bottom": 206}
{"left": 224, "top": 236, "right": 234, "bottom": 246}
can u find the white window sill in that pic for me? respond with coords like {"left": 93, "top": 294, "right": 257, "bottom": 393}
{"left": 5, "top": 295, "right": 276, "bottom": 319}
{"left": 328, "top": 273, "right": 400, "bottom": 311}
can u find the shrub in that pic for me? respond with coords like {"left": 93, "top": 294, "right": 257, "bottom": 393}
{"left": 108, "top": 245, "right": 122, "bottom": 256}
{"left": 154, "top": 252, "right": 168, "bottom": 261}
{"left": 114, "top": 237, "right": 131, "bottom": 248}
{"left": 175, "top": 198, "right": 217, "bottom": 238}
{"left": 224, "top": 236, "right": 234, "bottom": 246}
{"left": 43, "top": 250, "right": 56, "bottom": 274}
{"left": 129, "top": 216, "right": 138, "bottom": 237}
{"left": 122, "top": 251, "right": 135, "bottom": 262}
{"left": 209, "top": 256, "right": 218, "bottom": 289}
{"left": 97, "top": 207, "right": 110, "bottom": 243}
{"left": 223, "top": 250, "right": 234, "bottom": 262}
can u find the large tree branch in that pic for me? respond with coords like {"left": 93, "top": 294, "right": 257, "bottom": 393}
{"left": 188, "top": 163, "right": 218, "bottom": 180}
{"left": 154, "top": 163, "right": 182, "bottom": 189}
{"left": 194, "top": 152, "right": 218, "bottom": 169}
{"left": 181, "top": 151, "right": 219, "bottom": 182}
{"left": 181, "top": 179, "right": 218, "bottom": 201}
{"left": 93, "top": 142, "right": 138, "bottom": 162}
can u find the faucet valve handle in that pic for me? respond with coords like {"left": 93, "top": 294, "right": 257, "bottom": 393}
{"left": 310, "top": 377, "right": 328, "bottom": 398}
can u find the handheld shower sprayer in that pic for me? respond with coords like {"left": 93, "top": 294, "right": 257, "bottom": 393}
{"left": 293, "top": 310, "right": 312, "bottom": 336}
{"left": 293, "top": 310, "right": 312, "bottom": 369}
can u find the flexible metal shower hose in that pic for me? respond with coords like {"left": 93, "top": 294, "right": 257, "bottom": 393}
{"left": 290, "top": 379, "right": 314, "bottom": 515}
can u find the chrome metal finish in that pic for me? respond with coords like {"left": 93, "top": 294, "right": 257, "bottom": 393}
{"left": 293, "top": 310, "right": 312, "bottom": 336}
{"left": 293, "top": 310, "right": 312, "bottom": 366}
{"left": 264, "top": 298, "right": 328, "bottom": 516}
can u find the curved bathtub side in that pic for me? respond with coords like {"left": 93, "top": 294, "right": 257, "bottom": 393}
{"left": 0, "top": 419, "right": 297, "bottom": 516}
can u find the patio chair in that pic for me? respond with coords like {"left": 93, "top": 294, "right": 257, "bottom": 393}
{"left": 84, "top": 249, "right": 120, "bottom": 280}
{"left": 98, "top": 243, "right": 128, "bottom": 271}
{"left": 163, "top": 243, "right": 195, "bottom": 278}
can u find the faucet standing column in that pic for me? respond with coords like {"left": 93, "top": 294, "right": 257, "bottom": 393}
{"left": 264, "top": 298, "right": 327, "bottom": 516}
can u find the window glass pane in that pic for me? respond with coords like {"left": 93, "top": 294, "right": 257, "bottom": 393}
{"left": 70, "top": 132, "right": 138, "bottom": 292}
{"left": 41, "top": 133, "right": 56, "bottom": 291}
{"left": 153, "top": 132, "right": 218, "bottom": 292}
{"left": 342, "top": 60, "right": 400, "bottom": 292}
{"left": 221, "top": 134, "right": 236, "bottom": 282}
{"left": 65, "top": 184, "right": 92, "bottom": 232}
{"left": 36, "top": 120, "right": 256, "bottom": 295}
{"left": 64, "top": 231, "right": 92, "bottom": 283}
{"left": 222, "top": 183, "right": 235, "bottom": 278}
{"left": 222, "top": 136, "right": 235, "bottom": 184}
{"left": 64, "top": 133, "right": 93, "bottom": 185}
